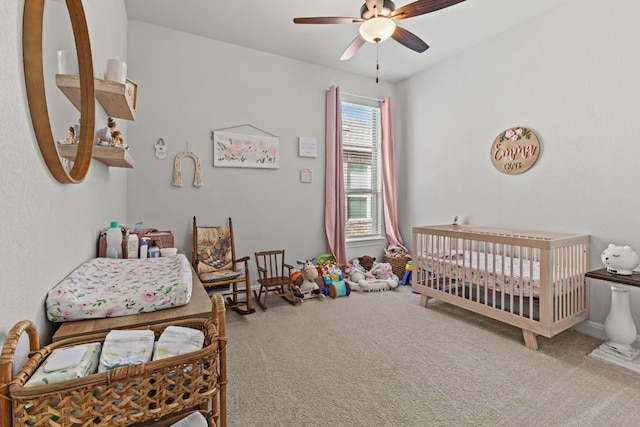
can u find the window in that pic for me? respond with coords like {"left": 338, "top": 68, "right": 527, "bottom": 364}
{"left": 341, "top": 100, "right": 382, "bottom": 240}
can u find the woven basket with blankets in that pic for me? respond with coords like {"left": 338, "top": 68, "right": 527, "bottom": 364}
{"left": 0, "top": 294, "right": 228, "bottom": 427}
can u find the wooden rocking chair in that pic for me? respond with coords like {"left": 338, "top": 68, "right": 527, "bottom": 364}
{"left": 253, "top": 249, "right": 300, "bottom": 310}
{"left": 193, "top": 216, "right": 254, "bottom": 315}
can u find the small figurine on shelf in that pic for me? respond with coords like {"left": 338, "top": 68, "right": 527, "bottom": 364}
{"left": 111, "top": 131, "right": 129, "bottom": 150}
{"left": 57, "top": 126, "right": 77, "bottom": 145}
{"left": 66, "top": 126, "right": 77, "bottom": 144}
{"left": 96, "top": 117, "right": 117, "bottom": 146}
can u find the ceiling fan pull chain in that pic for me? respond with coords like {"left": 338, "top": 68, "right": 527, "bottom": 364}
{"left": 376, "top": 42, "right": 380, "bottom": 83}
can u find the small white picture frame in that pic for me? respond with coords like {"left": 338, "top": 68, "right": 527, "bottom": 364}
{"left": 298, "top": 137, "right": 317, "bottom": 158}
{"left": 300, "top": 169, "right": 312, "bottom": 183}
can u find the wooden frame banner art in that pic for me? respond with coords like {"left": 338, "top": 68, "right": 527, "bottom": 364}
{"left": 490, "top": 127, "right": 540, "bottom": 175}
{"left": 212, "top": 130, "right": 280, "bottom": 169}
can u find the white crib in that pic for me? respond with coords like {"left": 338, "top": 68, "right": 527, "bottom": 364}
{"left": 412, "top": 224, "right": 590, "bottom": 350}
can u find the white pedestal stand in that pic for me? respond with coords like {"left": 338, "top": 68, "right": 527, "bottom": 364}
{"left": 589, "top": 284, "right": 640, "bottom": 372}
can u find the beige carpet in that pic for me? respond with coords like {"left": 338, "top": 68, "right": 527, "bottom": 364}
{"left": 224, "top": 286, "right": 640, "bottom": 427}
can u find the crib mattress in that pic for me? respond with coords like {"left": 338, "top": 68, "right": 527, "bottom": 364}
{"left": 426, "top": 250, "right": 540, "bottom": 298}
{"left": 46, "top": 254, "right": 193, "bottom": 322}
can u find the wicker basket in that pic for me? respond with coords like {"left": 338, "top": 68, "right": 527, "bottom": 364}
{"left": 384, "top": 255, "right": 408, "bottom": 278}
{"left": 1, "top": 294, "right": 227, "bottom": 427}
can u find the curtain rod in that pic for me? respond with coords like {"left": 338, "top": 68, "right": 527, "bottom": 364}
{"left": 343, "top": 92, "right": 383, "bottom": 102}
{"left": 327, "top": 88, "right": 384, "bottom": 103}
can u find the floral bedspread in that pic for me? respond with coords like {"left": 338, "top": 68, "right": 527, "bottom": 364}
{"left": 46, "top": 254, "right": 193, "bottom": 322}
{"left": 426, "top": 250, "right": 540, "bottom": 298}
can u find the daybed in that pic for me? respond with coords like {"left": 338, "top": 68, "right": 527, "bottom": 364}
{"left": 412, "top": 224, "right": 589, "bottom": 350}
{"left": 0, "top": 293, "right": 228, "bottom": 427}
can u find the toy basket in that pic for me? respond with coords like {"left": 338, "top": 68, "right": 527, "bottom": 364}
{"left": 0, "top": 294, "right": 227, "bottom": 427}
{"left": 384, "top": 255, "right": 408, "bottom": 279}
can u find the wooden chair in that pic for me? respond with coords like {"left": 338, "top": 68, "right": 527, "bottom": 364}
{"left": 253, "top": 249, "right": 300, "bottom": 310}
{"left": 193, "top": 216, "right": 254, "bottom": 315}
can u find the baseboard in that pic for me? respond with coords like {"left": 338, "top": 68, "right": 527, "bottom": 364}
{"left": 573, "top": 320, "right": 640, "bottom": 347}
{"left": 573, "top": 320, "right": 607, "bottom": 340}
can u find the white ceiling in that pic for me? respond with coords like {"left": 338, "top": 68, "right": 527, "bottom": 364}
{"left": 124, "top": 0, "right": 568, "bottom": 83}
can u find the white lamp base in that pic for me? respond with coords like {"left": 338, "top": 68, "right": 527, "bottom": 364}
{"left": 590, "top": 341, "right": 640, "bottom": 373}
{"left": 589, "top": 285, "right": 640, "bottom": 372}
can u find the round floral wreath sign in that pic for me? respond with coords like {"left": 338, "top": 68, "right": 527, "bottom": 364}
{"left": 490, "top": 127, "right": 540, "bottom": 175}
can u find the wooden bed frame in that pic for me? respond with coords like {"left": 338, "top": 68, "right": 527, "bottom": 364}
{"left": 412, "top": 225, "right": 590, "bottom": 350}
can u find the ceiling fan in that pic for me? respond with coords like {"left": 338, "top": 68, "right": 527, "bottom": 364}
{"left": 293, "top": 0, "right": 466, "bottom": 61}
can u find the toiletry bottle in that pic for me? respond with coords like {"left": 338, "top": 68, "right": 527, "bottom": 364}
{"left": 106, "top": 221, "right": 123, "bottom": 258}
{"left": 148, "top": 240, "right": 160, "bottom": 258}
{"left": 140, "top": 238, "right": 149, "bottom": 259}
{"left": 127, "top": 233, "right": 139, "bottom": 258}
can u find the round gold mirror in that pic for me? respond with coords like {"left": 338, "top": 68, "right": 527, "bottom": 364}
{"left": 23, "top": 0, "right": 95, "bottom": 184}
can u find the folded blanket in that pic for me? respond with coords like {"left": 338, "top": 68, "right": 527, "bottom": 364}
{"left": 25, "top": 342, "right": 102, "bottom": 387}
{"left": 170, "top": 411, "right": 208, "bottom": 427}
{"left": 152, "top": 326, "right": 205, "bottom": 361}
{"left": 98, "top": 329, "right": 155, "bottom": 373}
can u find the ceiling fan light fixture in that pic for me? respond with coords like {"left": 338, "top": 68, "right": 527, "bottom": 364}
{"left": 360, "top": 1, "right": 396, "bottom": 19}
{"left": 359, "top": 17, "right": 396, "bottom": 43}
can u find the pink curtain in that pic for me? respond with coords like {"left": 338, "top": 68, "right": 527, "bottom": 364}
{"left": 380, "top": 97, "right": 406, "bottom": 250}
{"left": 325, "top": 86, "right": 347, "bottom": 265}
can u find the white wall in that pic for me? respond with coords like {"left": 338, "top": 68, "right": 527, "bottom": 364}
{"left": 397, "top": 0, "right": 640, "bottom": 338}
{"left": 125, "top": 22, "right": 396, "bottom": 274}
{"left": 0, "top": 0, "right": 128, "bottom": 344}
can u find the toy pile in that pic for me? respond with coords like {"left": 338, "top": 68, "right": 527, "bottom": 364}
{"left": 290, "top": 254, "right": 350, "bottom": 300}
{"left": 385, "top": 245, "right": 409, "bottom": 258}
{"left": 315, "top": 254, "right": 350, "bottom": 298}
{"left": 345, "top": 255, "right": 400, "bottom": 292}
{"left": 384, "top": 244, "right": 412, "bottom": 279}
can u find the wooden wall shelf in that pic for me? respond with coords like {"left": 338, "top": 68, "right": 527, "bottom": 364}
{"left": 56, "top": 74, "right": 136, "bottom": 120}
{"left": 57, "top": 144, "right": 135, "bottom": 168}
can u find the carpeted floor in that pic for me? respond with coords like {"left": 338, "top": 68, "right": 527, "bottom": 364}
{"left": 224, "top": 285, "right": 640, "bottom": 427}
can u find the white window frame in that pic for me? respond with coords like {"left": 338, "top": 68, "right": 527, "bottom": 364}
{"left": 341, "top": 98, "right": 383, "bottom": 242}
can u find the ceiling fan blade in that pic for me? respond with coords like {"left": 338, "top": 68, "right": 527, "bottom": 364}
{"left": 293, "top": 17, "right": 361, "bottom": 24}
{"left": 391, "top": 0, "right": 465, "bottom": 21}
{"left": 340, "top": 35, "right": 367, "bottom": 61}
{"left": 391, "top": 25, "right": 429, "bottom": 53}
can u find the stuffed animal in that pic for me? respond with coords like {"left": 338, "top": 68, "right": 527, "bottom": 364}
{"left": 292, "top": 260, "right": 322, "bottom": 299}
{"left": 358, "top": 256, "right": 375, "bottom": 272}
{"left": 347, "top": 269, "right": 365, "bottom": 284}
{"left": 371, "top": 262, "right": 394, "bottom": 280}
{"left": 601, "top": 244, "right": 640, "bottom": 275}
{"left": 357, "top": 255, "right": 377, "bottom": 280}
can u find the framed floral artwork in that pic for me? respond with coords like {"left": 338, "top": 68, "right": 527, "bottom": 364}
{"left": 125, "top": 78, "right": 138, "bottom": 111}
{"left": 212, "top": 130, "right": 279, "bottom": 169}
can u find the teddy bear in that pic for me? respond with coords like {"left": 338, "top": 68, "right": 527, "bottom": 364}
{"left": 601, "top": 244, "right": 640, "bottom": 275}
{"left": 357, "top": 255, "right": 377, "bottom": 280}
{"left": 358, "top": 255, "right": 375, "bottom": 271}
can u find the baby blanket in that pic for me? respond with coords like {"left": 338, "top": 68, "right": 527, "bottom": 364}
{"left": 25, "top": 342, "right": 102, "bottom": 387}
{"left": 98, "top": 329, "right": 155, "bottom": 373}
{"left": 152, "top": 326, "right": 205, "bottom": 361}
